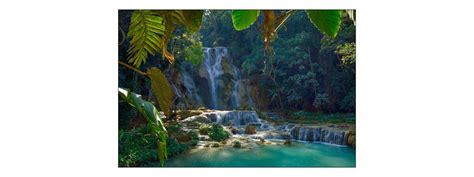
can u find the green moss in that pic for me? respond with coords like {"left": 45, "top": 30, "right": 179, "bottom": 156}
{"left": 208, "top": 124, "right": 230, "bottom": 141}
{"left": 199, "top": 124, "right": 212, "bottom": 135}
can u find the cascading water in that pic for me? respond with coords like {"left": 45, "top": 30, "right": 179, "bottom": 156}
{"left": 204, "top": 111, "right": 262, "bottom": 127}
{"left": 201, "top": 47, "right": 242, "bottom": 109}
{"left": 202, "top": 47, "right": 226, "bottom": 109}
{"left": 183, "top": 110, "right": 350, "bottom": 146}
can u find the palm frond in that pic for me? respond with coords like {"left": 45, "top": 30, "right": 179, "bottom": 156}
{"left": 126, "top": 10, "right": 204, "bottom": 66}
{"left": 127, "top": 10, "right": 165, "bottom": 67}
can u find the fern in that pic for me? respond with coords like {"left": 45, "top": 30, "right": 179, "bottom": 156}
{"left": 127, "top": 10, "right": 165, "bottom": 67}
{"left": 127, "top": 10, "right": 204, "bottom": 66}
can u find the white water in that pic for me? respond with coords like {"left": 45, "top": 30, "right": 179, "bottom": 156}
{"left": 185, "top": 110, "right": 349, "bottom": 146}
{"left": 202, "top": 47, "right": 226, "bottom": 109}
{"left": 201, "top": 47, "right": 241, "bottom": 109}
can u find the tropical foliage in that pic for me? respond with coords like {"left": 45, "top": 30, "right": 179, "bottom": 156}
{"left": 118, "top": 88, "right": 168, "bottom": 166}
{"left": 118, "top": 10, "right": 355, "bottom": 166}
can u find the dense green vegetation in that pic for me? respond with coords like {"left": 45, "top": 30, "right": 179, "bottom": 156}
{"left": 201, "top": 10, "right": 355, "bottom": 113}
{"left": 119, "top": 10, "right": 355, "bottom": 167}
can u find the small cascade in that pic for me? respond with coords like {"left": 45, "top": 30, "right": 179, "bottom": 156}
{"left": 290, "top": 127, "right": 347, "bottom": 145}
{"left": 184, "top": 110, "right": 350, "bottom": 146}
{"left": 200, "top": 111, "right": 269, "bottom": 128}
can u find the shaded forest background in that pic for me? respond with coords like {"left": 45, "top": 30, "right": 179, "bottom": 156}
{"left": 119, "top": 10, "right": 355, "bottom": 119}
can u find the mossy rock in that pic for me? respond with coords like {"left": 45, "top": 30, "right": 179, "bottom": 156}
{"left": 199, "top": 124, "right": 212, "bottom": 135}
{"left": 176, "top": 110, "right": 203, "bottom": 119}
{"left": 232, "top": 141, "right": 241, "bottom": 148}
{"left": 211, "top": 143, "right": 220, "bottom": 147}
{"left": 229, "top": 127, "right": 239, "bottom": 134}
{"left": 346, "top": 130, "right": 356, "bottom": 148}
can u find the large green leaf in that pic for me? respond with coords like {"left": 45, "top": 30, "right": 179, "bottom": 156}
{"left": 305, "top": 10, "right": 342, "bottom": 38}
{"left": 118, "top": 88, "right": 168, "bottom": 166}
{"left": 231, "top": 10, "right": 260, "bottom": 31}
{"left": 147, "top": 67, "right": 173, "bottom": 117}
{"left": 182, "top": 10, "right": 204, "bottom": 32}
{"left": 127, "top": 10, "right": 165, "bottom": 67}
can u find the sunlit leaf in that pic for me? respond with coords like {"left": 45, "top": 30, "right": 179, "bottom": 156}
{"left": 306, "top": 10, "right": 342, "bottom": 38}
{"left": 127, "top": 10, "right": 165, "bottom": 67}
{"left": 231, "top": 10, "right": 260, "bottom": 31}
{"left": 182, "top": 10, "right": 204, "bottom": 32}
{"left": 147, "top": 67, "right": 173, "bottom": 117}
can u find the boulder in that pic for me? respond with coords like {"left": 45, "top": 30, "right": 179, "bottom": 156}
{"left": 175, "top": 110, "right": 203, "bottom": 119}
{"left": 211, "top": 143, "right": 220, "bottom": 147}
{"left": 244, "top": 125, "right": 256, "bottom": 134}
{"left": 182, "top": 115, "right": 210, "bottom": 128}
{"left": 229, "top": 127, "right": 239, "bottom": 134}
{"left": 199, "top": 135, "right": 211, "bottom": 141}
{"left": 346, "top": 130, "right": 356, "bottom": 148}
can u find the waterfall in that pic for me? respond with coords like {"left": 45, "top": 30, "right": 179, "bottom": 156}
{"left": 201, "top": 47, "right": 242, "bottom": 109}
{"left": 202, "top": 47, "right": 226, "bottom": 109}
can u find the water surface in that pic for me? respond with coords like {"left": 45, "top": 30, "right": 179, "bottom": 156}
{"left": 162, "top": 142, "right": 355, "bottom": 167}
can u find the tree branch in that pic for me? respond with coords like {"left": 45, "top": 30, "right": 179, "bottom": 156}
{"left": 118, "top": 60, "right": 147, "bottom": 76}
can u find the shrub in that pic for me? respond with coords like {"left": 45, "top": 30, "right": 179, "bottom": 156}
{"left": 232, "top": 141, "right": 241, "bottom": 148}
{"left": 208, "top": 124, "right": 230, "bottom": 141}
{"left": 187, "top": 131, "right": 199, "bottom": 146}
{"left": 166, "top": 137, "right": 190, "bottom": 157}
{"left": 119, "top": 126, "right": 159, "bottom": 167}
